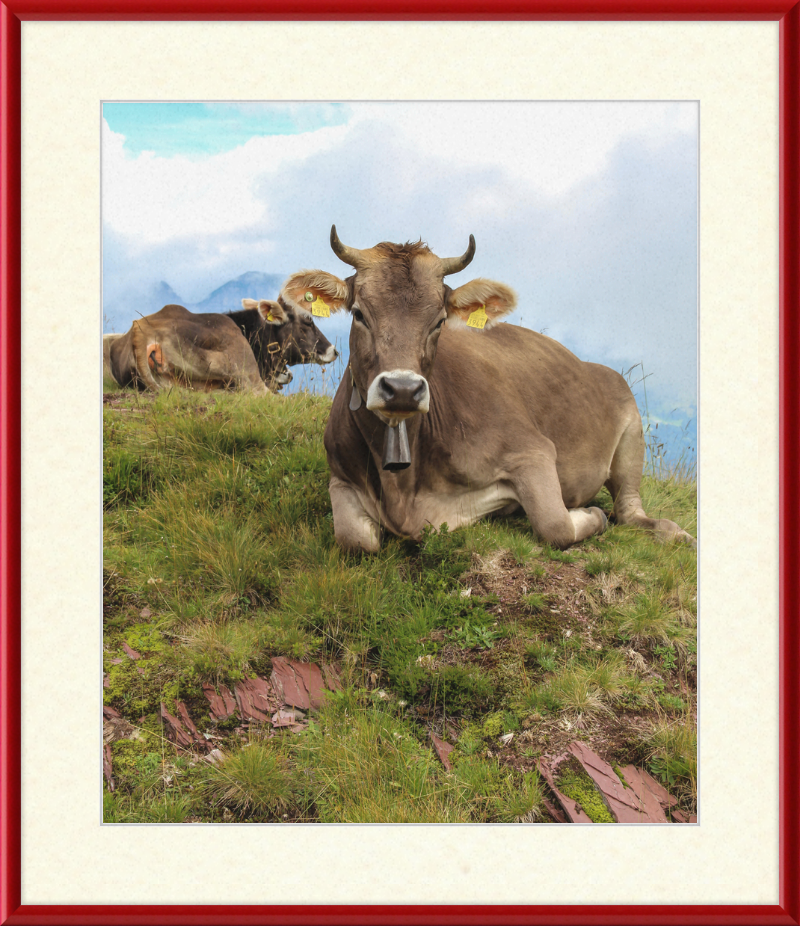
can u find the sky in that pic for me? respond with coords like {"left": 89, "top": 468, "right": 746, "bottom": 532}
{"left": 102, "top": 101, "right": 698, "bottom": 458}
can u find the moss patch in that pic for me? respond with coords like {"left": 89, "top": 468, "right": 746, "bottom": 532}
{"left": 555, "top": 759, "right": 614, "bottom": 823}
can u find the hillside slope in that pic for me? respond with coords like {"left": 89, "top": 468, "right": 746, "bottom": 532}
{"left": 103, "top": 388, "right": 697, "bottom": 824}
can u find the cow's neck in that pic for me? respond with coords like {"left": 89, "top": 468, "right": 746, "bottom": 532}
{"left": 259, "top": 329, "right": 287, "bottom": 383}
{"left": 349, "top": 391, "right": 426, "bottom": 489}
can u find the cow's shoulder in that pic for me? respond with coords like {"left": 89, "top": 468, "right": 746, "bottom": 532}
{"left": 324, "top": 380, "right": 378, "bottom": 486}
{"left": 437, "top": 323, "right": 624, "bottom": 394}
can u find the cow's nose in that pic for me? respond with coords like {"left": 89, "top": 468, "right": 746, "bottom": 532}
{"left": 374, "top": 373, "right": 429, "bottom": 412}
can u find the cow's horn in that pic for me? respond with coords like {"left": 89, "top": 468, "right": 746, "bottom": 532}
{"left": 330, "top": 225, "right": 368, "bottom": 269}
{"left": 439, "top": 235, "right": 476, "bottom": 277}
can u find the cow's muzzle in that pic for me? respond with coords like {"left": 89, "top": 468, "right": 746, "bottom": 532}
{"left": 366, "top": 370, "right": 430, "bottom": 419}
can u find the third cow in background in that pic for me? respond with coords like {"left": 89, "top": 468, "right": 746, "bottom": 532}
{"left": 227, "top": 296, "right": 337, "bottom": 392}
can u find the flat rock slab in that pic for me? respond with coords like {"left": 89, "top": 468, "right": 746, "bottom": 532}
{"left": 539, "top": 744, "right": 685, "bottom": 824}
{"left": 234, "top": 678, "right": 279, "bottom": 723}
{"left": 202, "top": 683, "right": 237, "bottom": 721}
{"left": 202, "top": 662, "right": 341, "bottom": 727}
{"left": 670, "top": 808, "right": 697, "bottom": 823}
{"left": 160, "top": 703, "right": 195, "bottom": 749}
{"left": 176, "top": 701, "right": 210, "bottom": 751}
{"left": 542, "top": 798, "right": 567, "bottom": 823}
{"left": 177, "top": 701, "right": 202, "bottom": 740}
{"left": 270, "top": 657, "right": 340, "bottom": 711}
{"left": 619, "top": 765, "right": 669, "bottom": 823}
{"left": 638, "top": 767, "right": 678, "bottom": 809}
{"left": 430, "top": 732, "right": 454, "bottom": 771}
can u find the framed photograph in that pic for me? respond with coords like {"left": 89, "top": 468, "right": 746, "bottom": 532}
{"left": 1, "top": 3, "right": 797, "bottom": 924}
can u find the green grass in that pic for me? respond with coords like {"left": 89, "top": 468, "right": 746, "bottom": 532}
{"left": 200, "top": 741, "right": 301, "bottom": 818}
{"left": 646, "top": 709, "right": 698, "bottom": 805}
{"left": 103, "top": 386, "right": 698, "bottom": 823}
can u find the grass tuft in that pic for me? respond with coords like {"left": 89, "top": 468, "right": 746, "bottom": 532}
{"left": 645, "top": 710, "right": 697, "bottom": 809}
{"left": 200, "top": 742, "right": 299, "bottom": 819}
{"left": 612, "top": 592, "right": 680, "bottom": 646}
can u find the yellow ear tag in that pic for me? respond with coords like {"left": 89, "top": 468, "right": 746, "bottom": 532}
{"left": 466, "top": 305, "right": 488, "bottom": 329}
{"left": 266, "top": 312, "right": 275, "bottom": 322}
{"left": 311, "top": 296, "right": 330, "bottom": 318}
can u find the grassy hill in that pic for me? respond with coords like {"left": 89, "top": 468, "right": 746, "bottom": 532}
{"left": 103, "top": 387, "right": 697, "bottom": 824}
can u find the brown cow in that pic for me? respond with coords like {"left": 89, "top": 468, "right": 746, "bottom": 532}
{"left": 103, "top": 294, "right": 336, "bottom": 394}
{"left": 290, "top": 226, "right": 695, "bottom": 552}
{"left": 104, "top": 304, "right": 271, "bottom": 394}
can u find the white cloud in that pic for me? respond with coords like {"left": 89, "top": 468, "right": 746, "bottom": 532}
{"left": 102, "top": 118, "right": 351, "bottom": 244}
{"left": 103, "top": 102, "right": 696, "bottom": 246}
{"left": 102, "top": 102, "right": 697, "bottom": 417}
{"left": 347, "top": 101, "right": 695, "bottom": 196}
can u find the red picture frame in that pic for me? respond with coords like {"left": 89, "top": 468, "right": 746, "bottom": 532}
{"left": 1, "top": 4, "right": 798, "bottom": 925}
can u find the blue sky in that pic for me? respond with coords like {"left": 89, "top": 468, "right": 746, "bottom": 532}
{"left": 103, "top": 102, "right": 351, "bottom": 157}
{"left": 102, "top": 101, "right": 698, "bottom": 460}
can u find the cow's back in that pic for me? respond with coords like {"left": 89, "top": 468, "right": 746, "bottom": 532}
{"left": 148, "top": 305, "right": 243, "bottom": 352}
{"left": 433, "top": 324, "right": 635, "bottom": 431}
{"left": 423, "top": 324, "right": 639, "bottom": 503}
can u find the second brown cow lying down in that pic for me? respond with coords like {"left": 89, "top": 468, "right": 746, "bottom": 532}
{"left": 103, "top": 294, "right": 337, "bottom": 395}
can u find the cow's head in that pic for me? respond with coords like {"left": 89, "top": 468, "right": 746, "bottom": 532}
{"left": 242, "top": 297, "right": 338, "bottom": 371}
{"left": 284, "top": 227, "right": 517, "bottom": 424}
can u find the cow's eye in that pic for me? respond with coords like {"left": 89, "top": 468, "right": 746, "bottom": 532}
{"left": 353, "top": 308, "right": 367, "bottom": 327}
{"left": 433, "top": 317, "right": 446, "bottom": 331}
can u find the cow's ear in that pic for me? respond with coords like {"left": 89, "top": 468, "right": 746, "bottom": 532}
{"left": 257, "top": 300, "right": 286, "bottom": 326}
{"left": 281, "top": 270, "right": 349, "bottom": 316}
{"left": 445, "top": 279, "right": 517, "bottom": 330}
{"left": 242, "top": 298, "right": 259, "bottom": 310}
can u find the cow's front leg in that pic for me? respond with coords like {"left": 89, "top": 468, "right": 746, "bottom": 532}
{"left": 514, "top": 452, "right": 607, "bottom": 550}
{"left": 328, "top": 476, "right": 382, "bottom": 553}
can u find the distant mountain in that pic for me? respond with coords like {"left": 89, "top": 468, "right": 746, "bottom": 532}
{"left": 151, "top": 280, "right": 184, "bottom": 307}
{"left": 192, "top": 272, "right": 285, "bottom": 312}
{"left": 103, "top": 280, "right": 184, "bottom": 333}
